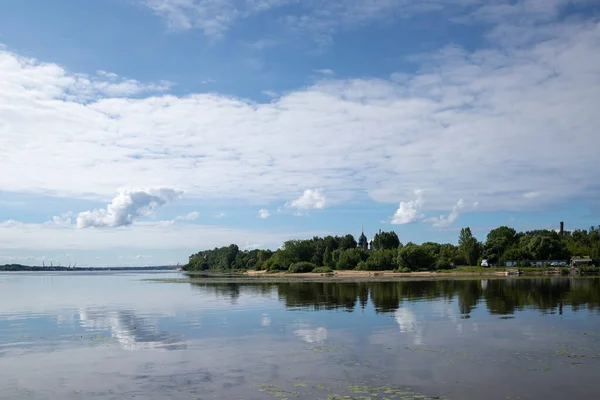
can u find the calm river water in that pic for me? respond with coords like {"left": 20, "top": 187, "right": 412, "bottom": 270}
{"left": 1, "top": 272, "right": 599, "bottom": 400}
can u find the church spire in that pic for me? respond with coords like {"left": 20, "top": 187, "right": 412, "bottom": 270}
{"left": 358, "top": 225, "right": 368, "bottom": 250}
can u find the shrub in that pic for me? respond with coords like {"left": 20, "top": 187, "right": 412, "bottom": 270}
{"left": 364, "top": 249, "right": 396, "bottom": 271}
{"left": 312, "top": 266, "right": 333, "bottom": 274}
{"left": 435, "top": 256, "right": 453, "bottom": 270}
{"left": 337, "top": 249, "right": 368, "bottom": 270}
{"left": 355, "top": 261, "right": 368, "bottom": 271}
{"left": 263, "top": 257, "right": 285, "bottom": 271}
{"left": 289, "top": 262, "right": 318, "bottom": 273}
{"left": 580, "top": 265, "right": 599, "bottom": 274}
{"left": 395, "top": 267, "right": 411, "bottom": 273}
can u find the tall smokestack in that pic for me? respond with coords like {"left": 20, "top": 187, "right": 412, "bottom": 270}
{"left": 560, "top": 221, "right": 564, "bottom": 234}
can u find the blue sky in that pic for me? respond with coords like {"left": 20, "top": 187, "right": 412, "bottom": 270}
{"left": 1, "top": 0, "right": 600, "bottom": 266}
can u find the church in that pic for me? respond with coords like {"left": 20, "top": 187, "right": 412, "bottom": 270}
{"left": 358, "top": 228, "right": 376, "bottom": 251}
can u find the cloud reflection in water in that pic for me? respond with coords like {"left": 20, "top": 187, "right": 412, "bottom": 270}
{"left": 79, "top": 308, "right": 187, "bottom": 350}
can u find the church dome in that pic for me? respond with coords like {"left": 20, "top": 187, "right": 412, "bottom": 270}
{"left": 358, "top": 232, "right": 368, "bottom": 245}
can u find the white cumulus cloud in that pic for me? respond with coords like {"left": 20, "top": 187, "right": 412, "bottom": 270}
{"left": 258, "top": 208, "right": 270, "bottom": 219}
{"left": 0, "top": 220, "right": 24, "bottom": 229}
{"left": 287, "top": 189, "right": 327, "bottom": 211}
{"left": 390, "top": 190, "right": 424, "bottom": 225}
{"left": 45, "top": 212, "right": 73, "bottom": 227}
{"left": 76, "top": 188, "right": 183, "bottom": 228}
{"left": 426, "top": 199, "right": 466, "bottom": 228}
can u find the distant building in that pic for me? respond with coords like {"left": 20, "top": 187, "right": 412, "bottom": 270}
{"left": 504, "top": 259, "right": 568, "bottom": 267}
{"left": 570, "top": 256, "right": 593, "bottom": 267}
{"left": 358, "top": 229, "right": 369, "bottom": 251}
{"left": 358, "top": 227, "right": 376, "bottom": 252}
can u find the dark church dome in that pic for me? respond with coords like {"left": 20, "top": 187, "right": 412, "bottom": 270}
{"left": 358, "top": 232, "right": 368, "bottom": 246}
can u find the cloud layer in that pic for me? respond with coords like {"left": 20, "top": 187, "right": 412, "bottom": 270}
{"left": 1, "top": 13, "right": 600, "bottom": 214}
{"left": 76, "top": 188, "right": 183, "bottom": 228}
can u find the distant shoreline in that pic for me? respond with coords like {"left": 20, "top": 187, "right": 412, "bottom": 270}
{"left": 0, "top": 264, "right": 179, "bottom": 272}
{"left": 179, "top": 267, "right": 582, "bottom": 279}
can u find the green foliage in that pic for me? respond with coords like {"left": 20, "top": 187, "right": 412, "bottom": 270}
{"left": 184, "top": 225, "right": 600, "bottom": 273}
{"left": 364, "top": 249, "right": 397, "bottom": 270}
{"left": 483, "top": 226, "right": 518, "bottom": 263}
{"left": 436, "top": 255, "right": 453, "bottom": 270}
{"left": 312, "top": 266, "right": 333, "bottom": 273}
{"left": 580, "top": 265, "right": 600, "bottom": 274}
{"left": 263, "top": 253, "right": 286, "bottom": 271}
{"left": 372, "top": 231, "right": 400, "bottom": 251}
{"left": 521, "top": 231, "right": 569, "bottom": 260}
{"left": 355, "top": 261, "right": 368, "bottom": 271}
{"left": 289, "top": 262, "right": 318, "bottom": 273}
{"left": 397, "top": 244, "right": 436, "bottom": 271}
{"left": 339, "top": 234, "right": 358, "bottom": 250}
{"left": 458, "top": 227, "right": 482, "bottom": 266}
{"left": 322, "top": 247, "right": 334, "bottom": 268}
{"left": 337, "top": 248, "right": 368, "bottom": 270}
{"left": 331, "top": 249, "right": 342, "bottom": 268}
{"left": 279, "top": 240, "right": 315, "bottom": 267}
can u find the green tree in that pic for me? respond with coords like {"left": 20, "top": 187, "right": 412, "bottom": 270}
{"left": 458, "top": 227, "right": 482, "bottom": 266}
{"left": 372, "top": 231, "right": 400, "bottom": 251}
{"left": 337, "top": 248, "right": 368, "bottom": 270}
{"left": 310, "top": 237, "right": 326, "bottom": 266}
{"left": 279, "top": 240, "right": 315, "bottom": 267}
{"left": 323, "top": 235, "right": 339, "bottom": 252}
{"left": 339, "top": 234, "right": 358, "bottom": 250}
{"left": 364, "top": 249, "right": 397, "bottom": 270}
{"left": 484, "top": 226, "right": 518, "bottom": 263}
{"left": 520, "top": 231, "right": 568, "bottom": 260}
{"left": 503, "top": 245, "right": 531, "bottom": 262}
{"left": 322, "top": 247, "right": 334, "bottom": 268}
{"left": 397, "top": 244, "right": 436, "bottom": 271}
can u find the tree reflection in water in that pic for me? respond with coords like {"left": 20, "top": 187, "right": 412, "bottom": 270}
{"left": 189, "top": 278, "right": 600, "bottom": 317}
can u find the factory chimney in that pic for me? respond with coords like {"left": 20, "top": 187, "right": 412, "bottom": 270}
{"left": 560, "top": 221, "right": 564, "bottom": 234}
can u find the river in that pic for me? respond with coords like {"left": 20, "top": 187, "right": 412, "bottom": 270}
{"left": 1, "top": 272, "right": 599, "bottom": 399}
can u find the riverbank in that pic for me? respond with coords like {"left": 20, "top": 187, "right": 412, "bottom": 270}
{"left": 142, "top": 266, "right": 597, "bottom": 284}
{"left": 247, "top": 268, "right": 511, "bottom": 278}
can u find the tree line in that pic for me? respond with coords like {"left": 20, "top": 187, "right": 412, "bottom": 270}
{"left": 184, "top": 225, "right": 600, "bottom": 273}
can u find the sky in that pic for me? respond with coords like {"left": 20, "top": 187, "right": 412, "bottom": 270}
{"left": 1, "top": 0, "right": 599, "bottom": 267}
